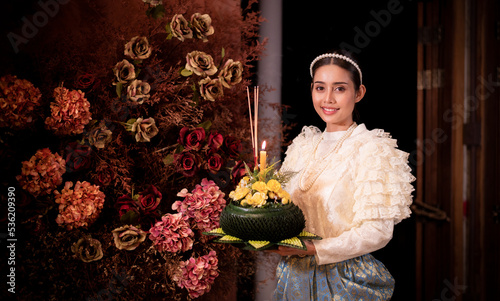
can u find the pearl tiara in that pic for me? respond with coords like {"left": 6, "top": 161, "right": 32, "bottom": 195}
{"left": 309, "top": 53, "right": 363, "bottom": 84}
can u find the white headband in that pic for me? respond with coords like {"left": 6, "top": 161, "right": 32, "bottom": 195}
{"left": 309, "top": 53, "right": 363, "bottom": 84}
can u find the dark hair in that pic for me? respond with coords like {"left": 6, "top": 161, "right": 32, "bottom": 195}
{"left": 310, "top": 49, "right": 362, "bottom": 91}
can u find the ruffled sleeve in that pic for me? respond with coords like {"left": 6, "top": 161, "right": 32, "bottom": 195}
{"left": 280, "top": 125, "right": 321, "bottom": 173}
{"left": 352, "top": 131, "right": 416, "bottom": 225}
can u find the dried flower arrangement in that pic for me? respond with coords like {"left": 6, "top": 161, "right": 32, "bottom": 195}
{"left": 0, "top": 0, "right": 271, "bottom": 300}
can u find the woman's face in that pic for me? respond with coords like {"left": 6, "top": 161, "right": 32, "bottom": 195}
{"left": 311, "top": 64, "right": 366, "bottom": 132}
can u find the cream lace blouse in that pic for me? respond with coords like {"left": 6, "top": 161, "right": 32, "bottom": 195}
{"left": 281, "top": 124, "right": 415, "bottom": 265}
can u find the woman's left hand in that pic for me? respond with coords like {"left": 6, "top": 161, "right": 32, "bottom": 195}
{"left": 265, "top": 240, "right": 316, "bottom": 257}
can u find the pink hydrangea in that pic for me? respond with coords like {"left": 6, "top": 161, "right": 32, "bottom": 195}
{"left": 16, "top": 148, "right": 66, "bottom": 197}
{"left": 173, "top": 178, "right": 226, "bottom": 233}
{"left": 149, "top": 213, "right": 194, "bottom": 253}
{"left": 54, "top": 181, "right": 106, "bottom": 230}
{"left": 45, "top": 86, "right": 92, "bottom": 135}
{"left": 0, "top": 75, "right": 42, "bottom": 129}
{"left": 172, "top": 250, "right": 219, "bottom": 299}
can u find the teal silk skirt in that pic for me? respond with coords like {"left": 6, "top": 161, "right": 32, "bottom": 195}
{"left": 273, "top": 254, "right": 394, "bottom": 300}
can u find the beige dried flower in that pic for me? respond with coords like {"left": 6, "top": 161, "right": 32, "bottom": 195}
{"left": 112, "top": 225, "right": 147, "bottom": 251}
{"left": 71, "top": 236, "right": 104, "bottom": 263}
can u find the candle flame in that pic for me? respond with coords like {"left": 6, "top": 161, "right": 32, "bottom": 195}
{"left": 261, "top": 140, "right": 266, "bottom": 150}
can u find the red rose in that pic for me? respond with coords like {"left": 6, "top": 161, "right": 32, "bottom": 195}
{"left": 115, "top": 194, "right": 137, "bottom": 208}
{"left": 118, "top": 204, "right": 140, "bottom": 218}
{"left": 65, "top": 142, "right": 93, "bottom": 172}
{"left": 178, "top": 127, "right": 206, "bottom": 150}
{"left": 138, "top": 185, "right": 162, "bottom": 212}
{"left": 205, "top": 153, "right": 223, "bottom": 173}
{"left": 231, "top": 160, "right": 253, "bottom": 185}
{"left": 96, "top": 165, "right": 115, "bottom": 187}
{"left": 74, "top": 73, "right": 99, "bottom": 90}
{"left": 207, "top": 131, "right": 223, "bottom": 152}
{"left": 175, "top": 151, "right": 200, "bottom": 177}
{"left": 224, "top": 136, "right": 242, "bottom": 159}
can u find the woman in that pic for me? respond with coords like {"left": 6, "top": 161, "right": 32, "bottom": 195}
{"left": 270, "top": 51, "right": 415, "bottom": 300}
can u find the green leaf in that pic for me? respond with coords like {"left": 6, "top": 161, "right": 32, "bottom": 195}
{"left": 120, "top": 210, "right": 139, "bottom": 225}
{"left": 180, "top": 68, "right": 193, "bottom": 77}
{"left": 197, "top": 120, "right": 212, "bottom": 131}
{"left": 190, "top": 82, "right": 200, "bottom": 106}
{"left": 115, "top": 82, "right": 123, "bottom": 97}
{"left": 165, "top": 23, "right": 172, "bottom": 34}
{"left": 221, "top": 47, "right": 226, "bottom": 59}
{"left": 175, "top": 144, "right": 185, "bottom": 153}
{"left": 163, "top": 154, "right": 174, "bottom": 165}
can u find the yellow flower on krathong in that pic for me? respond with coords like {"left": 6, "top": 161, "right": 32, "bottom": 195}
{"left": 238, "top": 176, "right": 250, "bottom": 188}
{"left": 251, "top": 181, "right": 268, "bottom": 194}
{"left": 229, "top": 186, "right": 250, "bottom": 201}
{"left": 248, "top": 192, "right": 267, "bottom": 207}
{"left": 277, "top": 188, "right": 291, "bottom": 204}
{"left": 266, "top": 179, "right": 281, "bottom": 192}
{"left": 240, "top": 193, "right": 252, "bottom": 206}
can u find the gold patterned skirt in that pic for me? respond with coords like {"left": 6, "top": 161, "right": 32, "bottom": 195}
{"left": 273, "top": 254, "right": 394, "bottom": 300}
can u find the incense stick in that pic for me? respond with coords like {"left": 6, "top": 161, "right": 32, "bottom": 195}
{"left": 246, "top": 87, "right": 255, "bottom": 152}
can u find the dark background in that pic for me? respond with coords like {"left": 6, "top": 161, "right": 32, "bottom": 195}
{"left": 281, "top": 1, "right": 418, "bottom": 300}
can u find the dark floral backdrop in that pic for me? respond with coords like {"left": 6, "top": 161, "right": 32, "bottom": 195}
{"left": 0, "top": 0, "right": 269, "bottom": 300}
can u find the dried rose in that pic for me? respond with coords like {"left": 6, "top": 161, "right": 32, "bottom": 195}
{"left": 170, "top": 14, "right": 193, "bottom": 42}
{"left": 74, "top": 73, "right": 98, "bottom": 90}
{"left": 124, "top": 36, "right": 152, "bottom": 60}
{"left": 205, "top": 153, "right": 223, "bottom": 174}
{"left": 185, "top": 51, "right": 217, "bottom": 77}
{"left": 218, "top": 59, "right": 243, "bottom": 88}
{"left": 207, "top": 131, "right": 223, "bottom": 152}
{"left": 177, "top": 127, "right": 206, "bottom": 150}
{"left": 88, "top": 121, "right": 112, "bottom": 149}
{"left": 115, "top": 194, "right": 140, "bottom": 218}
{"left": 223, "top": 136, "right": 242, "bottom": 159}
{"left": 112, "top": 225, "right": 147, "bottom": 251}
{"left": 64, "top": 142, "right": 93, "bottom": 172}
{"left": 199, "top": 77, "right": 223, "bottom": 102}
{"left": 190, "top": 13, "right": 214, "bottom": 42}
{"left": 96, "top": 165, "right": 115, "bottom": 187}
{"left": 138, "top": 185, "right": 162, "bottom": 212}
{"left": 71, "top": 237, "right": 104, "bottom": 263}
{"left": 126, "top": 79, "right": 151, "bottom": 104}
{"left": 130, "top": 117, "right": 159, "bottom": 142}
{"left": 174, "top": 151, "right": 200, "bottom": 177}
{"left": 113, "top": 59, "right": 136, "bottom": 84}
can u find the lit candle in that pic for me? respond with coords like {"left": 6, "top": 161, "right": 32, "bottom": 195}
{"left": 260, "top": 141, "right": 267, "bottom": 174}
